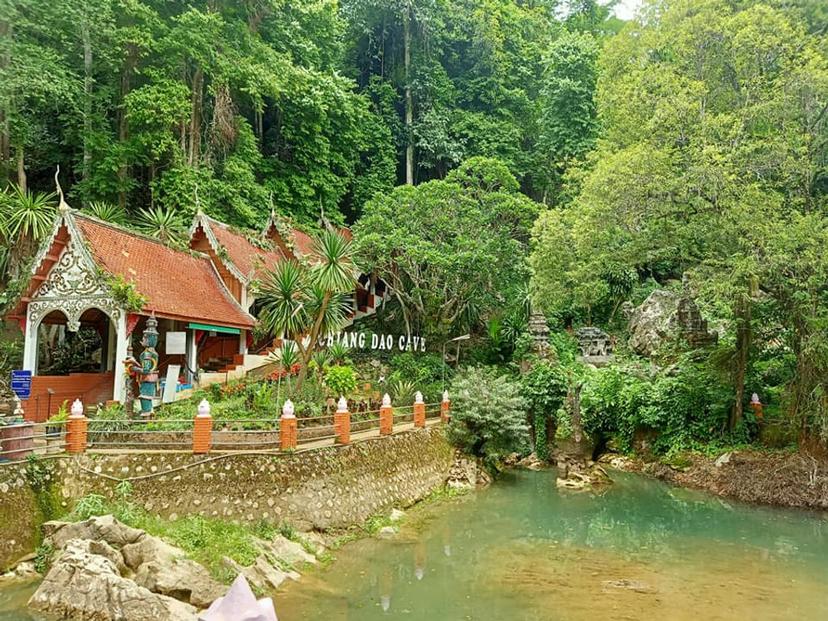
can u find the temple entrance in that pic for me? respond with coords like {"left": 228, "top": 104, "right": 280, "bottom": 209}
{"left": 23, "top": 307, "right": 117, "bottom": 422}
{"left": 36, "top": 308, "right": 115, "bottom": 376}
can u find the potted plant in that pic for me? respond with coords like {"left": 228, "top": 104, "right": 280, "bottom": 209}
{"left": 45, "top": 401, "right": 69, "bottom": 453}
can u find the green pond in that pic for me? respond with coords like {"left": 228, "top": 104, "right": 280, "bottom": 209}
{"left": 276, "top": 470, "right": 828, "bottom": 621}
{"left": 2, "top": 470, "right": 828, "bottom": 620}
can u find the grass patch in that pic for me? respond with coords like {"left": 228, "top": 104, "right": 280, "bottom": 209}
{"left": 68, "top": 488, "right": 279, "bottom": 583}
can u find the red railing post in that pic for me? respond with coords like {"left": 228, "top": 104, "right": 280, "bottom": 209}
{"left": 193, "top": 399, "right": 213, "bottom": 454}
{"left": 414, "top": 391, "right": 425, "bottom": 428}
{"left": 334, "top": 396, "right": 351, "bottom": 445}
{"left": 441, "top": 390, "right": 451, "bottom": 423}
{"left": 66, "top": 399, "right": 88, "bottom": 454}
{"left": 380, "top": 393, "right": 394, "bottom": 435}
{"left": 280, "top": 399, "right": 297, "bottom": 450}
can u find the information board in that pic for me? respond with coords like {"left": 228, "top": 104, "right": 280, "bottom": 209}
{"left": 10, "top": 370, "right": 32, "bottom": 400}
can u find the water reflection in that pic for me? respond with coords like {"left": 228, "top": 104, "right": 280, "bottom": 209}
{"left": 278, "top": 470, "right": 828, "bottom": 621}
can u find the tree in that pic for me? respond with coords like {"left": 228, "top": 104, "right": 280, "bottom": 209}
{"left": 256, "top": 230, "right": 358, "bottom": 391}
{"left": 531, "top": 0, "right": 828, "bottom": 432}
{"left": 447, "top": 366, "right": 529, "bottom": 464}
{"left": 354, "top": 157, "right": 539, "bottom": 342}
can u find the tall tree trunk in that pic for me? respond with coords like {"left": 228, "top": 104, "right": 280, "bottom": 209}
{"left": 0, "top": 20, "right": 11, "bottom": 185}
{"left": 188, "top": 66, "right": 204, "bottom": 167}
{"left": 730, "top": 297, "right": 752, "bottom": 431}
{"left": 295, "top": 291, "right": 332, "bottom": 392}
{"left": 117, "top": 47, "right": 137, "bottom": 210}
{"left": 16, "top": 143, "right": 26, "bottom": 192}
{"left": 82, "top": 22, "right": 93, "bottom": 186}
{"left": 403, "top": 1, "right": 414, "bottom": 185}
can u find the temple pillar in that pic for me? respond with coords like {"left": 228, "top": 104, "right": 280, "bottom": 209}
{"left": 239, "top": 329, "right": 248, "bottom": 355}
{"left": 186, "top": 329, "right": 198, "bottom": 384}
{"left": 112, "top": 312, "right": 129, "bottom": 402}
{"left": 22, "top": 306, "right": 39, "bottom": 374}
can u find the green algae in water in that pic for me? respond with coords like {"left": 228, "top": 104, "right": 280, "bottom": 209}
{"left": 277, "top": 470, "right": 828, "bottom": 621}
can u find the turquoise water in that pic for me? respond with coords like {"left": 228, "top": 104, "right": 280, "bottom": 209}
{"left": 276, "top": 470, "right": 828, "bottom": 621}
{"left": 3, "top": 470, "right": 828, "bottom": 620}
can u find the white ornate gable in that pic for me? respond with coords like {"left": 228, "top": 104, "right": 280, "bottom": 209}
{"left": 27, "top": 233, "right": 122, "bottom": 332}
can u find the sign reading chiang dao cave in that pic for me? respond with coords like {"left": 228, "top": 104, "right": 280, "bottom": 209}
{"left": 319, "top": 331, "right": 426, "bottom": 353}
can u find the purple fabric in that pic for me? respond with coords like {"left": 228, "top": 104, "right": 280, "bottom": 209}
{"left": 199, "top": 574, "right": 278, "bottom": 621}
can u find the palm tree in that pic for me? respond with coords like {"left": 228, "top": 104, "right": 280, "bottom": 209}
{"left": 136, "top": 207, "right": 184, "bottom": 245}
{"left": 1, "top": 186, "right": 57, "bottom": 280}
{"left": 85, "top": 201, "right": 127, "bottom": 225}
{"left": 256, "top": 229, "right": 358, "bottom": 390}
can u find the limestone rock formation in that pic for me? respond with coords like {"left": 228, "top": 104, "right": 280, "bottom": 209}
{"left": 627, "top": 290, "right": 681, "bottom": 356}
{"left": 28, "top": 538, "right": 197, "bottom": 621}
{"left": 627, "top": 289, "right": 717, "bottom": 357}
{"left": 446, "top": 451, "right": 492, "bottom": 489}
{"left": 31, "top": 516, "right": 226, "bottom": 618}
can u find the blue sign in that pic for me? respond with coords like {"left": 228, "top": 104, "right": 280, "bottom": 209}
{"left": 10, "top": 370, "right": 32, "bottom": 400}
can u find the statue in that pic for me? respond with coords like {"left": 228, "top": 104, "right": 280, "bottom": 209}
{"left": 136, "top": 315, "right": 159, "bottom": 417}
{"left": 122, "top": 343, "right": 139, "bottom": 418}
{"left": 528, "top": 310, "right": 552, "bottom": 359}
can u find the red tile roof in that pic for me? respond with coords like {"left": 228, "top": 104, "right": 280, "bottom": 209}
{"left": 291, "top": 228, "right": 315, "bottom": 257}
{"left": 76, "top": 215, "right": 255, "bottom": 329}
{"left": 206, "top": 217, "right": 285, "bottom": 280}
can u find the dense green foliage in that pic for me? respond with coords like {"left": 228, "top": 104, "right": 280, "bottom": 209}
{"left": 2, "top": 0, "right": 827, "bottom": 458}
{"left": 520, "top": 361, "right": 568, "bottom": 460}
{"left": 447, "top": 367, "right": 529, "bottom": 464}
{"left": 354, "top": 158, "right": 537, "bottom": 340}
{"left": 530, "top": 0, "right": 828, "bottom": 441}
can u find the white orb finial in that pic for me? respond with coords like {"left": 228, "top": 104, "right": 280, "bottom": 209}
{"left": 442, "top": 390, "right": 450, "bottom": 403}
{"left": 337, "top": 396, "right": 348, "bottom": 412}
{"left": 382, "top": 393, "right": 392, "bottom": 407}
{"left": 750, "top": 393, "right": 761, "bottom": 404}
{"left": 415, "top": 391, "right": 424, "bottom": 404}
{"left": 282, "top": 399, "right": 295, "bottom": 418}
{"left": 70, "top": 398, "right": 84, "bottom": 418}
{"left": 197, "top": 399, "right": 211, "bottom": 417}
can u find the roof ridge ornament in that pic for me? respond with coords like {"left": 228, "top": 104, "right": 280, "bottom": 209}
{"left": 55, "top": 166, "right": 70, "bottom": 214}
{"left": 195, "top": 183, "right": 203, "bottom": 217}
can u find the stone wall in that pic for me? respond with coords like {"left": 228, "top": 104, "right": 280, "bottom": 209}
{"left": 0, "top": 426, "right": 454, "bottom": 570}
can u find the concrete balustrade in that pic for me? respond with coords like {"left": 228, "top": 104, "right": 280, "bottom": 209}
{"left": 280, "top": 399, "right": 297, "bottom": 450}
{"left": 66, "top": 399, "right": 88, "bottom": 454}
{"left": 334, "top": 396, "right": 351, "bottom": 445}
{"left": 380, "top": 393, "right": 394, "bottom": 436}
{"left": 192, "top": 399, "right": 213, "bottom": 454}
{"left": 414, "top": 391, "right": 426, "bottom": 428}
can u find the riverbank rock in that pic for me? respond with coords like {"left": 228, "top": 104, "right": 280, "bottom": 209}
{"left": 39, "top": 516, "right": 226, "bottom": 611}
{"left": 29, "top": 539, "right": 196, "bottom": 621}
{"left": 516, "top": 453, "right": 546, "bottom": 471}
{"left": 447, "top": 451, "right": 491, "bottom": 489}
{"left": 555, "top": 461, "right": 612, "bottom": 491}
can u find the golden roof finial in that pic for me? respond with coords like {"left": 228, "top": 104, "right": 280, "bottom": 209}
{"left": 56, "top": 166, "right": 70, "bottom": 213}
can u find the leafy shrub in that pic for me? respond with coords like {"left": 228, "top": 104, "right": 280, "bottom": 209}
{"left": 447, "top": 367, "right": 529, "bottom": 464}
{"left": 324, "top": 365, "right": 358, "bottom": 398}
{"left": 521, "top": 362, "right": 568, "bottom": 460}
{"left": 388, "top": 352, "right": 450, "bottom": 403}
{"left": 390, "top": 378, "right": 417, "bottom": 405}
{"left": 579, "top": 358, "right": 734, "bottom": 454}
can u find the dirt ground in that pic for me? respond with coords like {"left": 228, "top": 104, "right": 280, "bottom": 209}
{"left": 612, "top": 449, "right": 828, "bottom": 510}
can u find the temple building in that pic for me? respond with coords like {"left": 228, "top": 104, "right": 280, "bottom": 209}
{"left": 6, "top": 202, "right": 381, "bottom": 422}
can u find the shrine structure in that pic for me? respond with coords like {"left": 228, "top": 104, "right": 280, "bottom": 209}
{"left": 5, "top": 202, "right": 383, "bottom": 422}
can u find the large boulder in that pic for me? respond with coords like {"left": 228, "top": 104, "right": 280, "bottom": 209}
{"left": 626, "top": 290, "right": 680, "bottom": 357}
{"left": 40, "top": 515, "right": 226, "bottom": 611}
{"left": 44, "top": 515, "right": 145, "bottom": 551}
{"left": 28, "top": 539, "right": 196, "bottom": 621}
{"left": 123, "top": 537, "right": 225, "bottom": 608}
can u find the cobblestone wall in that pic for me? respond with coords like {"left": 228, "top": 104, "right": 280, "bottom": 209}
{"left": 0, "top": 426, "right": 454, "bottom": 569}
